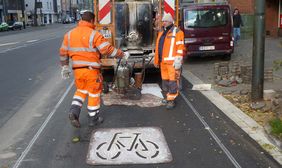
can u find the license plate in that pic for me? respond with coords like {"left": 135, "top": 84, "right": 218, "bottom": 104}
{"left": 199, "top": 46, "right": 215, "bottom": 51}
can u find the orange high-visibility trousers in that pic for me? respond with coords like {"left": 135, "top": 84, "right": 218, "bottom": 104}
{"left": 160, "top": 62, "right": 179, "bottom": 101}
{"left": 71, "top": 68, "right": 103, "bottom": 117}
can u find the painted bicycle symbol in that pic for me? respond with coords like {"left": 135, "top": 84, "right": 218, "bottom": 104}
{"left": 96, "top": 132, "right": 159, "bottom": 160}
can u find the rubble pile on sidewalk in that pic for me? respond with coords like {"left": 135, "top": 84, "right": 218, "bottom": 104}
{"left": 213, "top": 61, "right": 282, "bottom": 144}
{"left": 222, "top": 90, "right": 277, "bottom": 126}
{"left": 213, "top": 61, "right": 282, "bottom": 121}
{"left": 214, "top": 61, "right": 273, "bottom": 87}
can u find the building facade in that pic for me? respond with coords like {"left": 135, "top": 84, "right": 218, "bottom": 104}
{"left": 60, "top": 0, "right": 88, "bottom": 21}
{"left": 25, "top": 0, "right": 58, "bottom": 25}
{"left": 0, "top": 0, "right": 63, "bottom": 25}
{"left": 0, "top": 0, "right": 24, "bottom": 23}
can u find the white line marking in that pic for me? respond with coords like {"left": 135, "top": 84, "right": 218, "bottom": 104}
{"left": 26, "top": 40, "right": 39, "bottom": 43}
{"left": 0, "top": 37, "right": 58, "bottom": 54}
{"left": 0, "top": 42, "right": 19, "bottom": 47}
{"left": 180, "top": 92, "right": 242, "bottom": 168}
{"left": 12, "top": 81, "right": 74, "bottom": 168}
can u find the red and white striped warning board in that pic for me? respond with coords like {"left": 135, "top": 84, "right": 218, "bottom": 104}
{"left": 164, "top": 0, "right": 175, "bottom": 18}
{"left": 98, "top": 0, "right": 112, "bottom": 24}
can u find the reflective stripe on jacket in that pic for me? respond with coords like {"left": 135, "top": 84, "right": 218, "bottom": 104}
{"left": 59, "top": 20, "right": 122, "bottom": 68}
{"left": 154, "top": 25, "right": 185, "bottom": 65}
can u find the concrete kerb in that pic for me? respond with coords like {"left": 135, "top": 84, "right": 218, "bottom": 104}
{"left": 182, "top": 70, "right": 282, "bottom": 165}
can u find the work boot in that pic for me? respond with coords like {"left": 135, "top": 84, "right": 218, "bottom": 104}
{"left": 166, "top": 100, "right": 175, "bottom": 110}
{"left": 88, "top": 115, "right": 104, "bottom": 127}
{"left": 69, "top": 113, "right": 81, "bottom": 128}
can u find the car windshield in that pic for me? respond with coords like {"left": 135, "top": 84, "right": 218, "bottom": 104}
{"left": 184, "top": 8, "right": 228, "bottom": 28}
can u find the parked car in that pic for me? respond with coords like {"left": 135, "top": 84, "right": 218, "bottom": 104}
{"left": 8, "top": 21, "right": 23, "bottom": 30}
{"left": 0, "top": 22, "right": 9, "bottom": 31}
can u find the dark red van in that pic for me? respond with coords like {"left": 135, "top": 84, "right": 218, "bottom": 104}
{"left": 181, "top": 3, "right": 234, "bottom": 60}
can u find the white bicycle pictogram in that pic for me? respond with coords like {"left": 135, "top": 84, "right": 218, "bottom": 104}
{"left": 96, "top": 132, "right": 159, "bottom": 160}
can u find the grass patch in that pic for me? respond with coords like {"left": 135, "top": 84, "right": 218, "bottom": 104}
{"left": 273, "top": 60, "right": 282, "bottom": 71}
{"left": 269, "top": 118, "right": 282, "bottom": 140}
{"left": 261, "top": 143, "right": 276, "bottom": 151}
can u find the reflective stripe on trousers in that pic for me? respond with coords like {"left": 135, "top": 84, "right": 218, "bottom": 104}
{"left": 73, "top": 68, "right": 103, "bottom": 116}
{"left": 160, "top": 62, "right": 179, "bottom": 101}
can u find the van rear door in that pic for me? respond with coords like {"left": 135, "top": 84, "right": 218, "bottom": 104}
{"left": 183, "top": 5, "right": 233, "bottom": 57}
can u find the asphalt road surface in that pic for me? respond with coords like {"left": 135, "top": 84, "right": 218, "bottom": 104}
{"left": 0, "top": 24, "right": 280, "bottom": 168}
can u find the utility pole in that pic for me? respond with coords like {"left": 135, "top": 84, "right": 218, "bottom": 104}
{"left": 34, "top": 0, "right": 38, "bottom": 26}
{"left": 40, "top": 0, "right": 42, "bottom": 25}
{"left": 251, "top": 0, "right": 266, "bottom": 101}
{"left": 2, "top": 0, "right": 6, "bottom": 22}
{"left": 21, "top": 0, "right": 26, "bottom": 28}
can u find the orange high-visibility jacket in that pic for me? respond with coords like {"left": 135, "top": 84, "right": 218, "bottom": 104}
{"left": 154, "top": 25, "right": 185, "bottom": 65}
{"left": 59, "top": 20, "right": 122, "bottom": 68}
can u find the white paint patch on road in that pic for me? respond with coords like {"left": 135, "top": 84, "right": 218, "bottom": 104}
{"left": 87, "top": 127, "right": 172, "bottom": 165}
{"left": 141, "top": 84, "right": 163, "bottom": 98}
{"left": 0, "top": 42, "right": 19, "bottom": 47}
{"left": 26, "top": 40, "right": 39, "bottom": 43}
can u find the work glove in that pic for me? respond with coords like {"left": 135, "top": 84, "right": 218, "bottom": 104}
{"left": 61, "top": 65, "right": 71, "bottom": 79}
{"left": 115, "top": 49, "right": 124, "bottom": 59}
{"left": 121, "top": 52, "right": 130, "bottom": 64}
{"left": 123, "top": 52, "right": 130, "bottom": 60}
{"left": 173, "top": 56, "right": 183, "bottom": 70}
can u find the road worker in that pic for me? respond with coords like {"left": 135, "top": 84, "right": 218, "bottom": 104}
{"left": 154, "top": 13, "right": 185, "bottom": 109}
{"left": 59, "top": 11, "right": 128, "bottom": 128}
